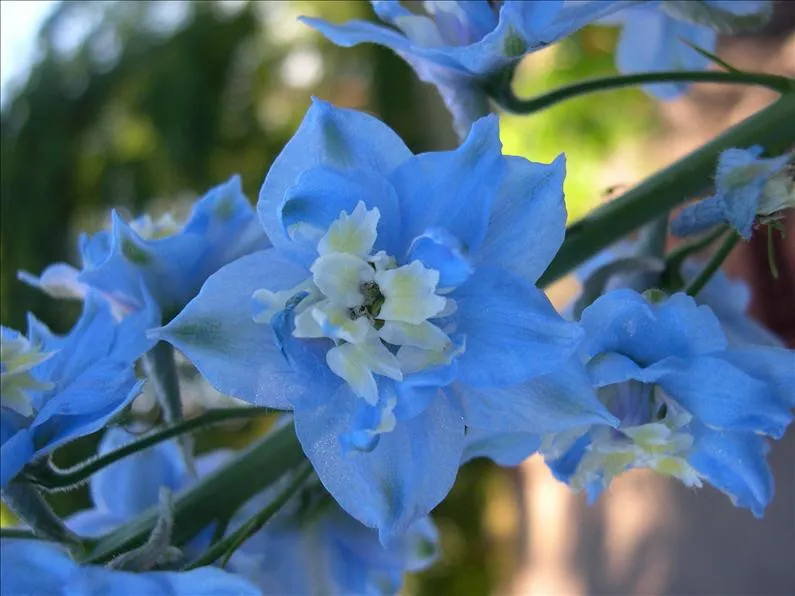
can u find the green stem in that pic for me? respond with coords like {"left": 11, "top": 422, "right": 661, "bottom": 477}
{"left": 661, "top": 225, "right": 729, "bottom": 290}
{"left": 30, "top": 407, "right": 272, "bottom": 491}
{"left": 185, "top": 462, "right": 313, "bottom": 570}
{"left": 494, "top": 71, "right": 794, "bottom": 114}
{"left": 1, "top": 480, "right": 83, "bottom": 553}
{"left": 539, "top": 93, "right": 795, "bottom": 287}
{"left": 686, "top": 233, "right": 741, "bottom": 297}
{"left": 0, "top": 528, "right": 44, "bottom": 541}
{"left": 82, "top": 422, "right": 305, "bottom": 564}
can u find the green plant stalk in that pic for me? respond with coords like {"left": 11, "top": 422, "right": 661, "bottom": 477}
{"left": 539, "top": 93, "right": 795, "bottom": 287}
{"left": 686, "top": 233, "right": 741, "bottom": 297}
{"left": 29, "top": 407, "right": 273, "bottom": 491}
{"left": 83, "top": 422, "right": 304, "bottom": 564}
{"left": 661, "top": 225, "right": 729, "bottom": 290}
{"left": 494, "top": 70, "right": 794, "bottom": 114}
{"left": 185, "top": 462, "right": 313, "bottom": 570}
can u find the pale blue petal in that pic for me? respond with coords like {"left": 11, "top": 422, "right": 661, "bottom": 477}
{"left": 456, "top": 361, "right": 617, "bottom": 433}
{"left": 719, "top": 347, "right": 795, "bottom": 407}
{"left": 259, "top": 98, "right": 412, "bottom": 265}
{"left": 0, "top": 540, "right": 76, "bottom": 594}
{"left": 580, "top": 290, "right": 727, "bottom": 365}
{"left": 475, "top": 154, "right": 567, "bottom": 283}
{"left": 30, "top": 293, "right": 118, "bottom": 396}
{"left": 0, "top": 422, "right": 34, "bottom": 488}
{"left": 29, "top": 365, "right": 142, "bottom": 455}
{"left": 462, "top": 427, "right": 540, "bottom": 466}
{"left": 280, "top": 165, "right": 402, "bottom": 259}
{"left": 545, "top": 433, "right": 591, "bottom": 484}
{"left": 181, "top": 174, "right": 270, "bottom": 278}
{"left": 18, "top": 263, "right": 88, "bottom": 301}
{"left": 77, "top": 211, "right": 156, "bottom": 312}
{"left": 66, "top": 509, "right": 122, "bottom": 537}
{"left": 90, "top": 427, "right": 185, "bottom": 520}
{"left": 453, "top": 267, "right": 583, "bottom": 387}
{"left": 616, "top": 11, "right": 715, "bottom": 99}
{"left": 688, "top": 424, "right": 773, "bottom": 517}
{"left": 154, "top": 250, "right": 311, "bottom": 409}
{"left": 407, "top": 227, "right": 473, "bottom": 288}
{"left": 671, "top": 195, "right": 726, "bottom": 237}
{"left": 648, "top": 356, "right": 792, "bottom": 438}
{"left": 390, "top": 115, "right": 504, "bottom": 256}
{"left": 294, "top": 386, "right": 465, "bottom": 543}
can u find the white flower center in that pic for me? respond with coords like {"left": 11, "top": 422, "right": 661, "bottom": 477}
{"left": 0, "top": 333, "right": 53, "bottom": 417}
{"left": 253, "top": 202, "right": 457, "bottom": 410}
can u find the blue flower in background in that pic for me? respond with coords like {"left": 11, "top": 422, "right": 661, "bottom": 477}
{"left": 671, "top": 146, "right": 793, "bottom": 239}
{"left": 65, "top": 427, "right": 230, "bottom": 550}
{"left": 0, "top": 539, "right": 261, "bottom": 596}
{"left": 20, "top": 175, "right": 269, "bottom": 321}
{"left": 228, "top": 474, "right": 439, "bottom": 595}
{"left": 0, "top": 293, "right": 155, "bottom": 488}
{"left": 572, "top": 239, "right": 784, "bottom": 347}
{"left": 542, "top": 289, "right": 794, "bottom": 516}
{"left": 154, "top": 99, "right": 614, "bottom": 541}
{"left": 602, "top": 1, "right": 773, "bottom": 99}
{"left": 301, "top": 1, "right": 629, "bottom": 137}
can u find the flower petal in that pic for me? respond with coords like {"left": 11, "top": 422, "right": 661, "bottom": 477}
{"left": 475, "top": 154, "right": 567, "bottom": 283}
{"left": 649, "top": 356, "right": 792, "bottom": 438}
{"left": 153, "top": 250, "right": 311, "bottom": 409}
{"left": 259, "top": 99, "right": 412, "bottom": 264}
{"left": 462, "top": 427, "right": 540, "bottom": 466}
{"left": 455, "top": 361, "right": 617, "bottom": 434}
{"left": 580, "top": 290, "right": 727, "bottom": 365}
{"left": 90, "top": 428, "right": 185, "bottom": 521}
{"left": 688, "top": 424, "right": 774, "bottom": 517}
{"left": 294, "top": 386, "right": 465, "bottom": 544}
{"left": 615, "top": 11, "right": 715, "bottom": 99}
{"left": 390, "top": 115, "right": 504, "bottom": 256}
{"left": 453, "top": 267, "right": 583, "bottom": 387}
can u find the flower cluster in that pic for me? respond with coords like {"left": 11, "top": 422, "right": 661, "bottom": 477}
{"left": 2, "top": 1, "right": 793, "bottom": 594}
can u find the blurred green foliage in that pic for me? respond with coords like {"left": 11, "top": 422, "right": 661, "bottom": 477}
{"left": 0, "top": 2, "right": 657, "bottom": 593}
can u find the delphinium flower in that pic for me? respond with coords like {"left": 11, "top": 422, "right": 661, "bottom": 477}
{"left": 672, "top": 146, "right": 793, "bottom": 239}
{"left": 300, "top": 1, "right": 630, "bottom": 137}
{"left": 154, "top": 99, "right": 614, "bottom": 541}
{"left": 601, "top": 1, "right": 773, "bottom": 99}
{"left": 20, "top": 175, "right": 269, "bottom": 322}
{"left": 0, "top": 293, "right": 155, "bottom": 488}
{"left": 541, "top": 289, "right": 794, "bottom": 516}
{"left": 0, "top": 539, "right": 261, "bottom": 596}
{"left": 228, "top": 470, "right": 439, "bottom": 595}
{"left": 64, "top": 427, "right": 229, "bottom": 549}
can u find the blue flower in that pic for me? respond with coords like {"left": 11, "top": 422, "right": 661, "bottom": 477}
{"left": 671, "top": 146, "right": 793, "bottom": 239}
{"left": 1, "top": 293, "right": 155, "bottom": 488}
{"left": 154, "top": 99, "right": 613, "bottom": 541}
{"left": 20, "top": 175, "right": 269, "bottom": 321}
{"left": 228, "top": 473, "right": 439, "bottom": 595}
{"left": 542, "top": 289, "right": 794, "bottom": 516}
{"left": 0, "top": 539, "right": 261, "bottom": 596}
{"left": 65, "top": 427, "right": 230, "bottom": 551}
{"left": 301, "top": 1, "right": 628, "bottom": 137}
{"left": 602, "top": 1, "right": 773, "bottom": 99}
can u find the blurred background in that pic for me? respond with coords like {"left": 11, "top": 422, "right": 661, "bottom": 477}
{"left": 1, "top": 1, "right": 793, "bottom": 594}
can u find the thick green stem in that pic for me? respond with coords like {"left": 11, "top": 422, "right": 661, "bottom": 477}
{"left": 29, "top": 407, "right": 273, "bottom": 491}
{"left": 82, "top": 422, "right": 304, "bottom": 564}
{"left": 686, "top": 233, "right": 741, "bottom": 297}
{"left": 494, "top": 71, "right": 794, "bottom": 115}
{"left": 185, "top": 462, "right": 313, "bottom": 570}
{"left": 539, "top": 93, "right": 795, "bottom": 287}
